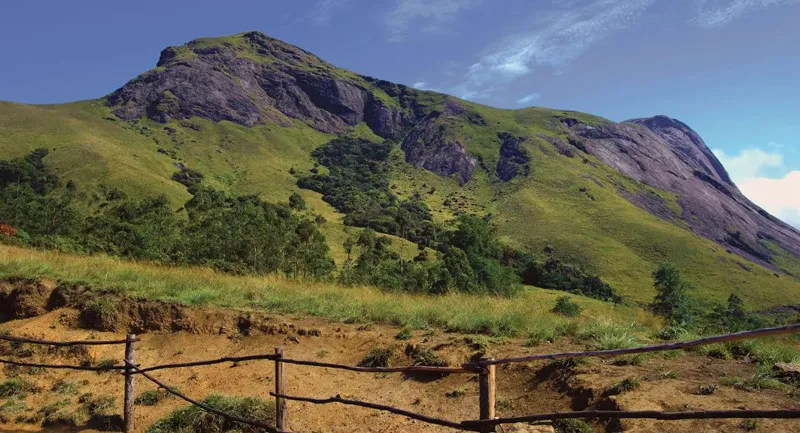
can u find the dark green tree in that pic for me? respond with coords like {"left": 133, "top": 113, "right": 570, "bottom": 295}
{"left": 651, "top": 263, "right": 692, "bottom": 326}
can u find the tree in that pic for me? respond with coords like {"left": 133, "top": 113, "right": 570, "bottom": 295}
{"left": 651, "top": 263, "right": 692, "bottom": 326}
{"left": 288, "top": 192, "right": 306, "bottom": 211}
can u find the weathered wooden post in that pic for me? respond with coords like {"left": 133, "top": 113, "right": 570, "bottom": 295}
{"left": 124, "top": 333, "right": 136, "bottom": 433}
{"left": 478, "top": 356, "right": 496, "bottom": 433}
{"left": 274, "top": 347, "right": 287, "bottom": 432}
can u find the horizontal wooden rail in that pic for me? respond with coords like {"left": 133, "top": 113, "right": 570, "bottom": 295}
{"left": 481, "top": 323, "right": 800, "bottom": 366}
{"left": 126, "top": 362, "right": 279, "bottom": 433}
{"left": 132, "top": 354, "right": 279, "bottom": 374}
{"left": 0, "top": 357, "right": 125, "bottom": 371}
{"left": 271, "top": 392, "right": 478, "bottom": 431}
{"left": 0, "top": 334, "right": 138, "bottom": 346}
{"left": 461, "top": 408, "right": 800, "bottom": 427}
{"left": 280, "top": 357, "right": 477, "bottom": 374}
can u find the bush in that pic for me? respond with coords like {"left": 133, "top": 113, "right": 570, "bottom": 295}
{"left": 0, "top": 378, "right": 39, "bottom": 398}
{"left": 651, "top": 263, "right": 693, "bottom": 326}
{"left": 136, "top": 389, "right": 174, "bottom": 406}
{"left": 553, "top": 296, "right": 581, "bottom": 317}
{"left": 553, "top": 419, "right": 595, "bottom": 433}
{"left": 360, "top": 346, "right": 395, "bottom": 368}
{"left": 405, "top": 344, "right": 448, "bottom": 367}
{"left": 147, "top": 395, "right": 275, "bottom": 433}
{"left": 605, "top": 377, "right": 640, "bottom": 396}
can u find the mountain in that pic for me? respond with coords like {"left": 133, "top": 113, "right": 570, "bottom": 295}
{"left": 1, "top": 31, "right": 799, "bottom": 307}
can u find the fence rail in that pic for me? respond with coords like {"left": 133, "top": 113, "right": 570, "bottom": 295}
{"left": 0, "top": 323, "right": 798, "bottom": 432}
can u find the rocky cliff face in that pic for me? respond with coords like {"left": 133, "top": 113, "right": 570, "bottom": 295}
{"left": 107, "top": 31, "right": 405, "bottom": 138}
{"left": 561, "top": 115, "right": 800, "bottom": 267}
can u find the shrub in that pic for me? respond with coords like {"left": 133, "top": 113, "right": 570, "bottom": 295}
{"left": 146, "top": 395, "right": 275, "bottom": 433}
{"left": 553, "top": 419, "right": 595, "bottom": 433}
{"left": 553, "top": 296, "right": 581, "bottom": 317}
{"left": 651, "top": 263, "right": 693, "bottom": 326}
{"left": 395, "top": 327, "right": 413, "bottom": 340}
{"left": 137, "top": 389, "right": 174, "bottom": 406}
{"left": 0, "top": 378, "right": 39, "bottom": 398}
{"left": 605, "top": 377, "right": 640, "bottom": 396}
{"left": 360, "top": 346, "right": 395, "bottom": 368}
{"left": 405, "top": 344, "right": 448, "bottom": 367}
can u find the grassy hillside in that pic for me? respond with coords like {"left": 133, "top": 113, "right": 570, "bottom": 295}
{"left": 2, "top": 97, "right": 799, "bottom": 309}
{"left": 1, "top": 32, "right": 799, "bottom": 309}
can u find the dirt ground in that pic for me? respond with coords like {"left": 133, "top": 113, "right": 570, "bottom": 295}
{"left": 0, "top": 281, "right": 798, "bottom": 433}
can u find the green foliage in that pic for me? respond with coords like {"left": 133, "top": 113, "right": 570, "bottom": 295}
{"left": 136, "top": 389, "right": 174, "bottom": 406}
{"left": 395, "top": 327, "right": 413, "bottom": 340}
{"left": 51, "top": 379, "right": 79, "bottom": 395}
{"left": 739, "top": 420, "right": 758, "bottom": 431}
{"left": 504, "top": 250, "right": 621, "bottom": 302}
{"left": 360, "top": 346, "right": 395, "bottom": 368}
{"left": 405, "top": 344, "right": 448, "bottom": 367}
{"left": 553, "top": 419, "right": 595, "bottom": 433}
{"left": 652, "top": 263, "right": 693, "bottom": 326}
{"left": 0, "top": 378, "right": 39, "bottom": 397}
{"left": 298, "top": 138, "right": 435, "bottom": 245}
{"left": 0, "top": 151, "right": 334, "bottom": 280}
{"left": 553, "top": 296, "right": 582, "bottom": 317}
{"left": 605, "top": 377, "right": 641, "bottom": 396}
{"left": 721, "top": 373, "right": 786, "bottom": 391}
{"left": 147, "top": 394, "right": 275, "bottom": 433}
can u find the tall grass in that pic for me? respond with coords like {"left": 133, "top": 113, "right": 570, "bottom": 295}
{"left": 0, "top": 245, "right": 654, "bottom": 338}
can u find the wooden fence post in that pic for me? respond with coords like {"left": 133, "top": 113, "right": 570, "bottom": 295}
{"left": 274, "top": 347, "right": 287, "bottom": 432}
{"left": 478, "top": 356, "right": 496, "bottom": 433}
{"left": 124, "top": 333, "right": 136, "bottom": 433}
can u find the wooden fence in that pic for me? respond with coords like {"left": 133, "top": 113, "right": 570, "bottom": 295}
{"left": 1, "top": 323, "right": 799, "bottom": 433}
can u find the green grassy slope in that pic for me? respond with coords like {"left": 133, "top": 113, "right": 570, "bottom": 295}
{"left": 1, "top": 32, "right": 799, "bottom": 309}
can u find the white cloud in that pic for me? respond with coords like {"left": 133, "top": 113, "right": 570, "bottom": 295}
{"left": 412, "top": 81, "right": 428, "bottom": 89}
{"left": 517, "top": 92, "right": 541, "bottom": 105}
{"left": 691, "top": 0, "right": 799, "bottom": 27}
{"left": 386, "top": 0, "right": 479, "bottom": 41}
{"left": 714, "top": 147, "right": 800, "bottom": 229}
{"left": 713, "top": 148, "right": 784, "bottom": 181}
{"left": 307, "top": 0, "right": 350, "bottom": 25}
{"left": 451, "top": 0, "right": 656, "bottom": 100}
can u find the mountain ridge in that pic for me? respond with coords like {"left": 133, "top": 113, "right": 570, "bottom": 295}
{"left": 1, "top": 30, "right": 799, "bottom": 307}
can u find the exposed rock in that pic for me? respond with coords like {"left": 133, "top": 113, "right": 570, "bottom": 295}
{"left": 401, "top": 100, "right": 477, "bottom": 184}
{"left": 107, "top": 31, "right": 405, "bottom": 138}
{"left": 773, "top": 362, "right": 800, "bottom": 380}
{"left": 561, "top": 115, "right": 800, "bottom": 268}
{"left": 496, "top": 132, "right": 530, "bottom": 181}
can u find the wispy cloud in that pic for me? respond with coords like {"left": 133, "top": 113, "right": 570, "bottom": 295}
{"left": 451, "top": 0, "right": 656, "bottom": 100}
{"left": 307, "top": 0, "right": 350, "bottom": 25}
{"left": 690, "top": 0, "right": 799, "bottom": 27}
{"left": 386, "top": 0, "right": 479, "bottom": 41}
{"left": 412, "top": 81, "right": 429, "bottom": 89}
{"left": 713, "top": 147, "right": 799, "bottom": 228}
{"left": 517, "top": 92, "right": 541, "bottom": 105}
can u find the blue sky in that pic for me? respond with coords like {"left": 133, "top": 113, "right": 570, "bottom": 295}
{"left": 1, "top": 0, "right": 798, "bottom": 225}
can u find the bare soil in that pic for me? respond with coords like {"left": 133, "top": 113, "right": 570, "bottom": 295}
{"left": 0, "top": 280, "right": 798, "bottom": 433}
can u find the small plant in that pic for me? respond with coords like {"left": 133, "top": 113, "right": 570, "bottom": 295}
{"left": 146, "top": 395, "right": 275, "bottom": 433}
{"left": 445, "top": 387, "right": 467, "bottom": 398}
{"left": 464, "top": 335, "right": 489, "bottom": 352}
{"left": 553, "top": 418, "right": 595, "bottom": 433}
{"left": 136, "top": 389, "right": 174, "bottom": 406}
{"left": 0, "top": 378, "right": 39, "bottom": 398}
{"left": 697, "top": 384, "right": 718, "bottom": 395}
{"left": 739, "top": 419, "right": 758, "bottom": 431}
{"left": 0, "top": 398, "right": 27, "bottom": 423}
{"left": 360, "top": 346, "right": 395, "bottom": 368}
{"left": 95, "top": 358, "right": 118, "bottom": 372}
{"left": 405, "top": 344, "right": 448, "bottom": 367}
{"left": 395, "top": 327, "right": 413, "bottom": 340}
{"left": 613, "top": 353, "right": 649, "bottom": 366}
{"left": 52, "top": 379, "right": 79, "bottom": 395}
{"left": 721, "top": 373, "right": 786, "bottom": 391}
{"left": 82, "top": 394, "right": 116, "bottom": 416}
{"left": 553, "top": 296, "right": 581, "bottom": 317}
{"left": 605, "top": 377, "right": 640, "bottom": 396}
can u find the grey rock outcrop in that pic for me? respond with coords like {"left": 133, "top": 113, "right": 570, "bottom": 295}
{"left": 107, "top": 31, "right": 405, "bottom": 138}
{"left": 497, "top": 132, "right": 530, "bottom": 181}
{"left": 561, "top": 115, "right": 800, "bottom": 267}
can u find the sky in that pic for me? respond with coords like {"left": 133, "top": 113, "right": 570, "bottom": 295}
{"left": 1, "top": 0, "right": 798, "bottom": 226}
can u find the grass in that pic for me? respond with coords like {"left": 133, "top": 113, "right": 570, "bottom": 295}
{"left": 0, "top": 244, "right": 655, "bottom": 338}
{"left": 136, "top": 389, "right": 174, "bottom": 406}
{"left": 146, "top": 394, "right": 275, "bottom": 433}
{"left": 0, "top": 378, "right": 39, "bottom": 398}
{"left": 359, "top": 347, "right": 395, "bottom": 368}
{"left": 553, "top": 419, "right": 595, "bottom": 433}
{"left": 605, "top": 377, "right": 641, "bottom": 396}
{"left": 721, "top": 373, "right": 787, "bottom": 392}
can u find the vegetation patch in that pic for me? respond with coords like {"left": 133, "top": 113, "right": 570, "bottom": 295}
{"left": 360, "top": 346, "right": 395, "bottom": 368}
{"left": 0, "top": 378, "right": 39, "bottom": 398}
{"left": 147, "top": 394, "right": 275, "bottom": 433}
{"left": 136, "top": 388, "right": 175, "bottom": 406}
